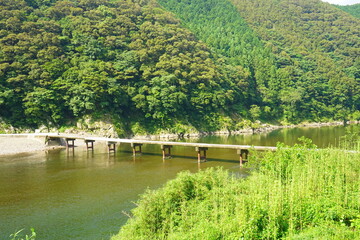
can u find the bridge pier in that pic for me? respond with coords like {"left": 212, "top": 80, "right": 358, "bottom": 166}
{"left": 65, "top": 138, "right": 76, "bottom": 149}
{"left": 107, "top": 141, "right": 116, "bottom": 153}
{"left": 161, "top": 145, "right": 172, "bottom": 159}
{"left": 85, "top": 139, "right": 95, "bottom": 150}
{"left": 131, "top": 143, "right": 143, "bottom": 155}
{"left": 196, "top": 147, "right": 208, "bottom": 163}
{"left": 237, "top": 149, "right": 249, "bottom": 166}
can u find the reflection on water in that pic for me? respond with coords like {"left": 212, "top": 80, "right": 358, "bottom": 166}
{"left": 0, "top": 125, "right": 357, "bottom": 239}
{"left": 192, "top": 124, "right": 356, "bottom": 148}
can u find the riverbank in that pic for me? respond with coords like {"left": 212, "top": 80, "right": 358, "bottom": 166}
{"left": 0, "top": 136, "right": 63, "bottom": 156}
{"left": 134, "top": 120, "right": 359, "bottom": 140}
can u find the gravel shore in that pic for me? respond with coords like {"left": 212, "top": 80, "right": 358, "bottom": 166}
{"left": 0, "top": 137, "right": 49, "bottom": 155}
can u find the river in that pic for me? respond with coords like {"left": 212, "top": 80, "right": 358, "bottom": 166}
{"left": 0, "top": 125, "right": 357, "bottom": 239}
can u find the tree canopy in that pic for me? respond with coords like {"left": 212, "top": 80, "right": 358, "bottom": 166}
{"left": 0, "top": 0, "right": 359, "bottom": 134}
{"left": 0, "top": 0, "right": 249, "bottom": 132}
{"left": 334, "top": 3, "right": 360, "bottom": 19}
{"left": 159, "top": 0, "right": 360, "bottom": 123}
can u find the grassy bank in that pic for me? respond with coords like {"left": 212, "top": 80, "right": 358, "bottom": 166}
{"left": 112, "top": 140, "right": 360, "bottom": 239}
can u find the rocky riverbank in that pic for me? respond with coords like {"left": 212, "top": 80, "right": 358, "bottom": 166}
{"left": 0, "top": 136, "right": 47, "bottom": 155}
{"left": 132, "top": 121, "right": 358, "bottom": 140}
{"left": 0, "top": 136, "right": 65, "bottom": 156}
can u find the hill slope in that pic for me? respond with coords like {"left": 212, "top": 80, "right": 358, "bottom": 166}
{"left": 157, "top": 0, "right": 278, "bottom": 117}
{"left": 0, "top": 0, "right": 249, "bottom": 133}
{"left": 159, "top": 0, "right": 360, "bottom": 123}
{"left": 334, "top": 3, "right": 360, "bottom": 19}
{"left": 0, "top": 0, "right": 359, "bottom": 134}
{"left": 230, "top": 0, "right": 360, "bottom": 121}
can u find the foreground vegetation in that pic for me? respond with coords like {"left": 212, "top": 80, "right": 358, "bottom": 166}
{"left": 113, "top": 139, "right": 360, "bottom": 239}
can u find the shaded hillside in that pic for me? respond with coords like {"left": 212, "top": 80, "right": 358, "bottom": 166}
{"left": 335, "top": 3, "right": 360, "bottom": 19}
{"left": 230, "top": 0, "right": 360, "bottom": 121}
{"left": 0, "top": 0, "right": 248, "bottom": 133}
{"left": 159, "top": 0, "right": 359, "bottom": 122}
{"left": 157, "top": 0, "right": 278, "bottom": 117}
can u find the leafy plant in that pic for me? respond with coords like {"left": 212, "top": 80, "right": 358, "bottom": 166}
{"left": 9, "top": 228, "right": 36, "bottom": 240}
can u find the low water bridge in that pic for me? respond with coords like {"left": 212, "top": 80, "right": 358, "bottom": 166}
{"left": 3, "top": 133, "right": 278, "bottom": 165}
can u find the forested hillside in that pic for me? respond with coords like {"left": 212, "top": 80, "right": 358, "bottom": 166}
{"left": 157, "top": 0, "right": 278, "bottom": 118}
{"left": 0, "top": 0, "right": 359, "bottom": 135}
{"left": 230, "top": 0, "right": 360, "bottom": 122}
{"left": 0, "top": 0, "right": 249, "bottom": 134}
{"left": 335, "top": 3, "right": 360, "bottom": 19}
{"left": 160, "top": 0, "right": 360, "bottom": 124}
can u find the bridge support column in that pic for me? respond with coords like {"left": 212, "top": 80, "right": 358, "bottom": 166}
{"left": 237, "top": 149, "right": 249, "bottom": 166}
{"left": 196, "top": 147, "right": 208, "bottom": 163}
{"left": 107, "top": 141, "right": 116, "bottom": 153}
{"left": 45, "top": 136, "right": 62, "bottom": 146}
{"left": 65, "top": 138, "right": 76, "bottom": 149}
{"left": 131, "top": 143, "right": 142, "bottom": 155}
{"left": 161, "top": 145, "right": 172, "bottom": 159}
{"left": 85, "top": 140, "right": 95, "bottom": 150}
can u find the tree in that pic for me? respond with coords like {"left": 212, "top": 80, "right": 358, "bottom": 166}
{"left": 24, "top": 88, "right": 63, "bottom": 129}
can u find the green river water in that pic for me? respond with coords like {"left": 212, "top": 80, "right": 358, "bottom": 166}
{"left": 0, "top": 125, "right": 357, "bottom": 239}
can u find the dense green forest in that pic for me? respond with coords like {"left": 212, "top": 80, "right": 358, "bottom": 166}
{"left": 230, "top": 0, "right": 360, "bottom": 122}
{"left": 0, "top": 0, "right": 359, "bottom": 135}
{"left": 335, "top": 3, "right": 360, "bottom": 19}
{"left": 157, "top": 0, "right": 278, "bottom": 119}
{"left": 0, "top": 0, "right": 248, "bottom": 134}
{"left": 159, "top": 0, "right": 360, "bottom": 124}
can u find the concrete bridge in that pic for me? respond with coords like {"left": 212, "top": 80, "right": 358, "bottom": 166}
{"left": 1, "top": 133, "right": 278, "bottom": 165}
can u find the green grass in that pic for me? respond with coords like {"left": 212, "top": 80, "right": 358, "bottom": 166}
{"left": 112, "top": 139, "right": 360, "bottom": 239}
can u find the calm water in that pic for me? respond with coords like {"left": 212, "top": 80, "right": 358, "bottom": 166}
{"left": 0, "top": 125, "right": 357, "bottom": 239}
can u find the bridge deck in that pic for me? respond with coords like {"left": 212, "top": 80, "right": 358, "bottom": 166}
{"left": 39, "top": 133, "right": 277, "bottom": 151}
{"left": 0, "top": 133, "right": 277, "bottom": 164}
